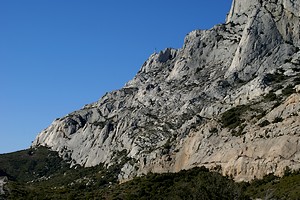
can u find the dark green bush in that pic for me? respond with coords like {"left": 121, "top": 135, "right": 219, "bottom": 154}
{"left": 264, "top": 91, "right": 277, "bottom": 102}
{"left": 209, "top": 127, "right": 218, "bottom": 134}
{"left": 272, "top": 117, "right": 283, "bottom": 123}
{"left": 246, "top": 170, "right": 300, "bottom": 199}
{"left": 263, "top": 73, "right": 287, "bottom": 84}
{"left": 282, "top": 84, "right": 295, "bottom": 96}
{"left": 293, "top": 77, "right": 300, "bottom": 85}
{"left": 221, "top": 105, "right": 249, "bottom": 129}
{"left": 259, "top": 120, "right": 270, "bottom": 127}
{"left": 101, "top": 167, "right": 249, "bottom": 200}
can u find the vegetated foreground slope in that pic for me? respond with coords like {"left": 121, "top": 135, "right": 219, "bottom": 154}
{"left": 1, "top": 147, "right": 300, "bottom": 199}
{"left": 0, "top": 147, "right": 122, "bottom": 199}
{"left": 30, "top": 0, "right": 300, "bottom": 182}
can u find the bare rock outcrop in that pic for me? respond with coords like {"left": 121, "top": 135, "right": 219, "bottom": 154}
{"left": 33, "top": 0, "right": 300, "bottom": 182}
{"left": 0, "top": 176, "right": 7, "bottom": 195}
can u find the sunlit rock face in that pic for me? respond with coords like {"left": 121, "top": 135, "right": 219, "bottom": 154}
{"left": 33, "top": 0, "right": 300, "bottom": 182}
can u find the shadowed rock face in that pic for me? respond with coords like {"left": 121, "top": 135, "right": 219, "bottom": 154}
{"left": 33, "top": 0, "right": 300, "bottom": 181}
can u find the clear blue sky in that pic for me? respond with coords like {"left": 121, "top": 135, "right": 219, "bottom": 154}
{"left": 0, "top": 0, "right": 232, "bottom": 154}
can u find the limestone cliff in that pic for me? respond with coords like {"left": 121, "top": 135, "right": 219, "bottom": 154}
{"left": 33, "top": 0, "right": 300, "bottom": 181}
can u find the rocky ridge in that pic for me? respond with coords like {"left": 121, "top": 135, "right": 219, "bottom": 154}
{"left": 33, "top": 0, "right": 300, "bottom": 182}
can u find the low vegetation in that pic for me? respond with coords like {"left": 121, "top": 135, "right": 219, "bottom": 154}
{"left": 0, "top": 147, "right": 68, "bottom": 182}
{"left": 220, "top": 69, "right": 300, "bottom": 136}
{"left": 0, "top": 148, "right": 249, "bottom": 199}
{"left": 100, "top": 167, "right": 249, "bottom": 200}
{"left": 263, "top": 91, "right": 277, "bottom": 102}
{"left": 0, "top": 147, "right": 126, "bottom": 199}
{"left": 264, "top": 72, "right": 287, "bottom": 84}
{"left": 258, "top": 119, "right": 270, "bottom": 127}
{"left": 0, "top": 147, "right": 299, "bottom": 199}
{"left": 220, "top": 105, "right": 249, "bottom": 130}
{"left": 282, "top": 84, "right": 296, "bottom": 96}
{"left": 245, "top": 170, "right": 300, "bottom": 199}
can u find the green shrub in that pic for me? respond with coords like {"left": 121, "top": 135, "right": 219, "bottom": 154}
{"left": 221, "top": 105, "right": 249, "bottom": 129}
{"left": 209, "top": 127, "right": 218, "bottom": 134}
{"left": 246, "top": 170, "right": 300, "bottom": 199}
{"left": 272, "top": 117, "right": 283, "bottom": 123}
{"left": 256, "top": 110, "right": 267, "bottom": 120}
{"left": 284, "top": 57, "right": 293, "bottom": 63}
{"left": 259, "top": 120, "right": 270, "bottom": 127}
{"left": 272, "top": 101, "right": 282, "bottom": 109}
{"left": 282, "top": 84, "right": 295, "bottom": 96}
{"left": 293, "top": 77, "right": 300, "bottom": 85}
{"left": 264, "top": 73, "right": 287, "bottom": 84}
{"left": 101, "top": 167, "right": 249, "bottom": 200}
{"left": 264, "top": 91, "right": 277, "bottom": 102}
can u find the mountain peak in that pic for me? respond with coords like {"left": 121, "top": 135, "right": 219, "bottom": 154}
{"left": 33, "top": 0, "right": 300, "bottom": 182}
{"left": 226, "top": 0, "right": 260, "bottom": 24}
{"left": 227, "top": 0, "right": 300, "bottom": 24}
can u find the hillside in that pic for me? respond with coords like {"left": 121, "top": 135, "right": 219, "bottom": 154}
{"left": 0, "top": 148, "right": 246, "bottom": 199}
{"left": 1, "top": 147, "right": 300, "bottom": 199}
{"left": 29, "top": 0, "right": 300, "bottom": 182}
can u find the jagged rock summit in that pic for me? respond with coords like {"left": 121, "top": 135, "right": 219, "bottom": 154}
{"left": 33, "top": 0, "right": 300, "bottom": 182}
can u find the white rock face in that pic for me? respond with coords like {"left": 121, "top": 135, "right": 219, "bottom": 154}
{"left": 33, "top": 0, "right": 300, "bottom": 181}
{"left": 226, "top": 0, "right": 260, "bottom": 24}
{"left": 172, "top": 94, "right": 300, "bottom": 182}
{"left": 0, "top": 176, "right": 7, "bottom": 195}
